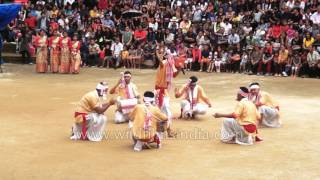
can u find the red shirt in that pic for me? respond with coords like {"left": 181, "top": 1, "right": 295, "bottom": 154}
{"left": 271, "top": 25, "right": 281, "bottom": 39}
{"left": 25, "top": 16, "right": 37, "bottom": 29}
{"left": 134, "top": 30, "right": 147, "bottom": 41}
{"left": 50, "top": 22, "right": 59, "bottom": 31}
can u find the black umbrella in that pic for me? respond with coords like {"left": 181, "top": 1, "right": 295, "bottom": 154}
{"left": 122, "top": 9, "right": 143, "bottom": 19}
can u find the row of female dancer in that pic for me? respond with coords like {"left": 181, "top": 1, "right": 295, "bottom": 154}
{"left": 34, "top": 30, "right": 81, "bottom": 74}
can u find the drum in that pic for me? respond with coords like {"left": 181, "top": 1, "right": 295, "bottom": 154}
{"left": 119, "top": 98, "right": 138, "bottom": 114}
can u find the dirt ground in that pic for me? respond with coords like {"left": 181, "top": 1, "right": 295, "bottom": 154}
{"left": 0, "top": 64, "right": 320, "bottom": 180}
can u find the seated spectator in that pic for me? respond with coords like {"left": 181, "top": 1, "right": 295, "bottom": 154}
{"left": 228, "top": 29, "right": 240, "bottom": 49}
{"left": 258, "top": 43, "right": 273, "bottom": 76}
{"left": 276, "top": 45, "right": 289, "bottom": 76}
{"left": 307, "top": 46, "right": 320, "bottom": 77}
{"left": 101, "top": 44, "right": 113, "bottom": 68}
{"left": 121, "top": 46, "right": 130, "bottom": 68}
{"left": 184, "top": 28, "right": 196, "bottom": 44}
{"left": 134, "top": 26, "right": 147, "bottom": 46}
{"left": 164, "top": 28, "right": 175, "bottom": 44}
{"left": 143, "top": 41, "right": 156, "bottom": 67}
{"left": 199, "top": 44, "right": 211, "bottom": 72}
{"left": 179, "top": 15, "right": 191, "bottom": 34}
{"left": 133, "top": 45, "right": 144, "bottom": 69}
{"left": 146, "top": 28, "right": 156, "bottom": 43}
{"left": 303, "top": 32, "right": 315, "bottom": 49}
{"left": 175, "top": 42, "right": 187, "bottom": 69}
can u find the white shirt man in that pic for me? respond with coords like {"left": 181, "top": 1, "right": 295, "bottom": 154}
{"left": 310, "top": 10, "right": 320, "bottom": 25}
{"left": 307, "top": 48, "right": 320, "bottom": 66}
{"left": 111, "top": 41, "right": 124, "bottom": 57}
{"left": 221, "top": 21, "right": 232, "bottom": 36}
{"left": 228, "top": 32, "right": 240, "bottom": 45}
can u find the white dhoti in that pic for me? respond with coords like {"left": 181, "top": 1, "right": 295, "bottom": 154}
{"left": 161, "top": 96, "right": 172, "bottom": 126}
{"left": 259, "top": 105, "right": 281, "bottom": 128}
{"left": 114, "top": 110, "right": 130, "bottom": 123}
{"left": 181, "top": 99, "right": 208, "bottom": 118}
{"left": 71, "top": 113, "right": 107, "bottom": 142}
{"left": 220, "top": 118, "right": 253, "bottom": 145}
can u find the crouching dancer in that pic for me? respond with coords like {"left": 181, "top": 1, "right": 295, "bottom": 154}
{"left": 71, "top": 82, "right": 116, "bottom": 141}
{"left": 213, "top": 87, "right": 262, "bottom": 145}
{"left": 129, "top": 91, "right": 168, "bottom": 152}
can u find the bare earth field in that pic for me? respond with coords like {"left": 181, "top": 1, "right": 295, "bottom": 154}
{"left": 1, "top": 64, "right": 320, "bottom": 180}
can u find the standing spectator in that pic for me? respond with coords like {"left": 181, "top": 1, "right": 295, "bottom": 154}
{"left": 214, "top": 46, "right": 223, "bottom": 73}
{"left": 291, "top": 51, "right": 302, "bottom": 78}
{"left": 20, "top": 30, "right": 33, "bottom": 65}
{"left": 111, "top": 38, "right": 123, "bottom": 68}
{"left": 240, "top": 51, "right": 249, "bottom": 74}
{"left": 121, "top": 26, "right": 133, "bottom": 47}
{"left": 88, "top": 39, "right": 100, "bottom": 67}
{"left": 230, "top": 45, "right": 241, "bottom": 73}
{"left": 249, "top": 45, "right": 262, "bottom": 75}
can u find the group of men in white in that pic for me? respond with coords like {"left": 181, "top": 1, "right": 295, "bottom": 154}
{"left": 70, "top": 66, "right": 281, "bottom": 152}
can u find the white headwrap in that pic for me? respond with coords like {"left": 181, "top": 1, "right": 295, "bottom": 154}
{"left": 249, "top": 84, "right": 260, "bottom": 90}
{"left": 144, "top": 97, "right": 155, "bottom": 106}
{"left": 96, "top": 82, "right": 108, "bottom": 91}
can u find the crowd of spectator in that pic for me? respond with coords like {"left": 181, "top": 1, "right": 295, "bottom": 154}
{"left": 1, "top": 0, "right": 320, "bottom": 77}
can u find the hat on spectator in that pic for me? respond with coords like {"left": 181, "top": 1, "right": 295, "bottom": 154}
{"left": 170, "top": 16, "right": 179, "bottom": 22}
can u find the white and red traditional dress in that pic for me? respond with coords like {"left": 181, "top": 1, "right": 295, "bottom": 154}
{"left": 34, "top": 35, "right": 48, "bottom": 73}
{"left": 70, "top": 40, "right": 81, "bottom": 74}
{"left": 59, "top": 37, "right": 71, "bottom": 73}
{"left": 48, "top": 36, "right": 60, "bottom": 73}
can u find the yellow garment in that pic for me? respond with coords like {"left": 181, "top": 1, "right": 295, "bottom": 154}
{"left": 279, "top": 50, "right": 289, "bottom": 63}
{"left": 129, "top": 104, "right": 167, "bottom": 140}
{"left": 259, "top": 91, "right": 278, "bottom": 108}
{"left": 121, "top": 50, "right": 129, "bottom": 59}
{"left": 155, "top": 60, "right": 177, "bottom": 89}
{"left": 51, "top": 10, "right": 59, "bottom": 18}
{"left": 303, "top": 37, "right": 315, "bottom": 48}
{"left": 75, "top": 90, "right": 100, "bottom": 123}
{"left": 89, "top": 10, "right": 98, "bottom": 18}
{"left": 233, "top": 98, "right": 260, "bottom": 125}
{"left": 178, "top": 84, "right": 210, "bottom": 104}
{"left": 155, "top": 61, "right": 167, "bottom": 89}
{"left": 113, "top": 83, "right": 139, "bottom": 99}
